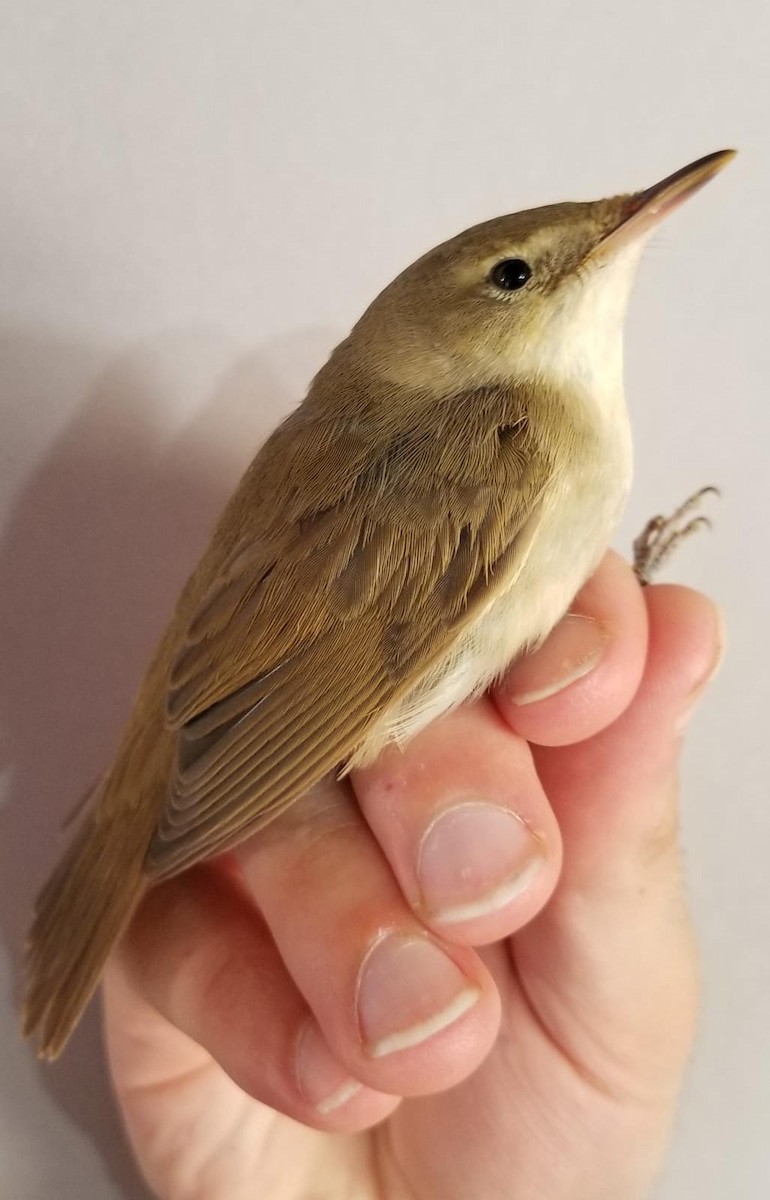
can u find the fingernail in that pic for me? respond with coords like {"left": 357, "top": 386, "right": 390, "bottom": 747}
{"left": 506, "top": 614, "right": 610, "bottom": 705}
{"left": 417, "top": 802, "right": 543, "bottom": 924}
{"left": 357, "top": 933, "right": 480, "bottom": 1059}
{"left": 295, "top": 1020, "right": 362, "bottom": 1115}
{"left": 703, "top": 605, "right": 726, "bottom": 686}
{"left": 675, "top": 605, "right": 726, "bottom": 735}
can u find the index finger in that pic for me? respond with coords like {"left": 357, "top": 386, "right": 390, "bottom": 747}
{"left": 493, "top": 551, "right": 648, "bottom": 747}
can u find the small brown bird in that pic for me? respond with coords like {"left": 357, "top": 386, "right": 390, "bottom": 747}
{"left": 24, "top": 150, "right": 734, "bottom": 1058}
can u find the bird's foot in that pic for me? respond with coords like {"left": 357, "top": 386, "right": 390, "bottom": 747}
{"left": 633, "top": 486, "right": 719, "bottom": 586}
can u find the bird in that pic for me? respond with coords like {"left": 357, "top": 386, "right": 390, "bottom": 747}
{"left": 23, "top": 149, "right": 735, "bottom": 1059}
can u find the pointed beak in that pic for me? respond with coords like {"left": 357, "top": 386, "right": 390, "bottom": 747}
{"left": 596, "top": 148, "right": 737, "bottom": 257}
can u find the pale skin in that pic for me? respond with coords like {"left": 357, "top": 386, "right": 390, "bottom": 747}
{"left": 104, "top": 552, "right": 721, "bottom": 1200}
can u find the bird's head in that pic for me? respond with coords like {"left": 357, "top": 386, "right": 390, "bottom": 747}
{"left": 345, "top": 150, "right": 734, "bottom": 412}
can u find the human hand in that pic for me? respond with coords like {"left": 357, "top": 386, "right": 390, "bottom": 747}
{"left": 103, "top": 552, "right": 722, "bottom": 1200}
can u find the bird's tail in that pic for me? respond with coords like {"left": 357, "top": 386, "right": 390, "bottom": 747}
{"left": 23, "top": 779, "right": 149, "bottom": 1059}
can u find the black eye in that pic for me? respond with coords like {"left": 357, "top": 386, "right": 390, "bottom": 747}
{"left": 490, "top": 258, "right": 532, "bottom": 292}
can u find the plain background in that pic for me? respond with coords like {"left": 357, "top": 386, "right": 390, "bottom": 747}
{"left": 0, "top": 2, "right": 768, "bottom": 1196}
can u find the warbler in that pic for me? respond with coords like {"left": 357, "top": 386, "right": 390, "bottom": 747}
{"left": 24, "top": 149, "right": 734, "bottom": 1058}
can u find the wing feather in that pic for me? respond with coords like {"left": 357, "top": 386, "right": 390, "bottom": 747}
{"left": 146, "top": 386, "right": 553, "bottom": 879}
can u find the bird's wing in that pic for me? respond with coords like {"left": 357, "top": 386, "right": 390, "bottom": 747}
{"left": 147, "top": 390, "right": 552, "bottom": 878}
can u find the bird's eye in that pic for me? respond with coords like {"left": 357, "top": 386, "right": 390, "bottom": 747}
{"left": 490, "top": 258, "right": 532, "bottom": 292}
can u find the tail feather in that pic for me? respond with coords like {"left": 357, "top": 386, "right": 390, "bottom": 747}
{"left": 24, "top": 796, "right": 149, "bottom": 1059}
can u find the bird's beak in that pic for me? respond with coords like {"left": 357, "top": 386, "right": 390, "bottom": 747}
{"left": 594, "top": 148, "right": 736, "bottom": 259}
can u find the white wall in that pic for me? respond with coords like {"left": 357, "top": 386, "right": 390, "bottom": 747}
{"left": 0, "top": 3, "right": 767, "bottom": 1196}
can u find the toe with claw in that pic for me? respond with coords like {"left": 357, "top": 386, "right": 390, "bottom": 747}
{"left": 632, "top": 486, "right": 719, "bottom": 586}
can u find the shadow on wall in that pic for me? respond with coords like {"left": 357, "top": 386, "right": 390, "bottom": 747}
{"left": 0, "top": 326, "right": 319, "bottom": 1196}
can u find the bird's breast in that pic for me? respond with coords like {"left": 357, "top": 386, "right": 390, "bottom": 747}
{"left": 354, "top": 403, "right": 631, "bottom": 762}
{"left": 470, "top": 420, "right": 631, "bottom": 678}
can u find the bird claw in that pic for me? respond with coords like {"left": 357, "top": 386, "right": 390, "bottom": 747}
{"left": 633, "top": 486, "right": 719, "bottom": 585}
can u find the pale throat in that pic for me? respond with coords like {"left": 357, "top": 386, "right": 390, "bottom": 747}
{"left": 517, "top": 240, "right": 644, "bottom": 422}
